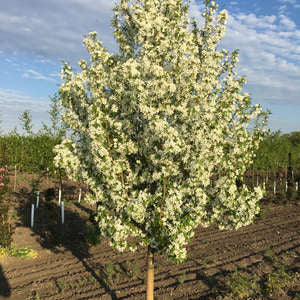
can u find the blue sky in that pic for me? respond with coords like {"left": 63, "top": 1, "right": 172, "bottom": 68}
{"left": 0, "top": 0, "right": 299, "bottom": 134}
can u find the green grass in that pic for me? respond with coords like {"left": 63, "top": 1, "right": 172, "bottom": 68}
{"left": 123, "top": 260, "right": 141, "bottom": 279}
{"left": 85, "top": 222, "right": 101, "bottom": 246}
{"left": 177, "top": 272, "right": 186, "bottom": 284}
{"left": 263, "top": 248, "right": 275, "bottom": 262}
{"left": 57, "top": 279, "right": 66, "bottom": 293}
{"left": 226, "top": 268, "right": 261, "bottom": 299}
{"left": 103, "top": 260, "right": 122, "bottom": 284}
{"left": 257, "top": 207, "right": 269, "bottom": 219}
{"left": 0, "top": 246, "right": 37, "bottom": 259}
{"left": 26, "top": 291, "right": 40, "bottom": 300}
{"left": 225, "top": 264, "right": 298, "bottom": 299}
{"left": 263, "top": 264, "right": 296, "bottom": 297}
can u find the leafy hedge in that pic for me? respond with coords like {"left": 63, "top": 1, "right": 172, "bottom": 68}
{"left": 253, "top": 130, "right": 300, "bottom": 173}
{"left": 0, "top": 133, "right": 62, "bottom": 176}
{"left": 0, "top": 166, "right": 13, "bottom": 248}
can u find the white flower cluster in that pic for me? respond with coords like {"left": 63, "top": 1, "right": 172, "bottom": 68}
{"left": 54, "top": 0, "right": 268, "bottom": 263}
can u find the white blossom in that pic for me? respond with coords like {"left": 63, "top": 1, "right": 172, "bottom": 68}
{"left": 54, "top": 0, "right": 268, "bottom": 263}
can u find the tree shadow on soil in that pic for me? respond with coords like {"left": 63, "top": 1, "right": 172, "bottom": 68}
{"left": 15, "top": 187, "right": 120, "bottom": 300}
{"left": 0, "top": 264, "right": 11, "bottom": 298}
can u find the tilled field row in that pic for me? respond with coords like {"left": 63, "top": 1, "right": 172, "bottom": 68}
{"left": 2, "top": 204, "right": 300, "bottom": 300}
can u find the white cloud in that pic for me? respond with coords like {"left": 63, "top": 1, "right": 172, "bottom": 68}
{"left": 279, "top": 0, "right": 296, "bottom": 4}
{"left": 0, "top": 0, "right": 119, "bottom": 64}
{"left": 279, "top": 4, "right": 287, "bottom": 14}
{"left": 49, "top": 72, "right": 60, "bottom": 77}
{"left": 0, "top": 88, "right": 50, "bottom": 133}
{"left": 278, "top": 0, "right": 300, "bottom": 12}
{"left": 0, "top": 88, "right": 47, "bottom": 111}
{"left": 22, "top": 69, "right": 57, "bottom": 82}
{"left": 236, "top": 13, "right": 277, "bottom": 29}
{"left": 221, "top": 9, "right": 300, "bottom": 106}
{"left": 279, "top": 15, "right": 296, "bottom": 30}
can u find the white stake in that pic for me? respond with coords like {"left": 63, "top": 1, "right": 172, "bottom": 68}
{"left": 78, "top": 188, "right": 82, "bottom": 203}
{"left": 58, "top": 189, "right": 62, "bottom": 206}
{"left": 296, "top": 181, "right": 298, "bottom": 191}
{"left": 273, "top": 181, "right": 276, "bottom": 195}
{"left": 61, "top": 201, "right": 64, "bottom": 224}
{"left": 263, "top": 181, "right": 265, "bottom": 190}
{"left": 285, "top": 181, "right": 288, "bottom": 192}
{"left": 31, "top": 204, "right": 34, "bottom": 228}
{"left": 36, "top": 191, "right": 40, "bottom": 208}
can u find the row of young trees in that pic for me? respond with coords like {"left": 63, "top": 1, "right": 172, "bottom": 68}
{"left": 253, "top": 130, "right": 300, "bottom": 173}
{"left": 0, "top": 94, "right": 67, "bottom": 177}
{"left": 1, "top": 109, "right": 298, "bottom": 180}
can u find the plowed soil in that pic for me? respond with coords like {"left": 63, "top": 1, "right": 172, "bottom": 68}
{"left": 0, "top": 171, "right": 299, "bottom": 299}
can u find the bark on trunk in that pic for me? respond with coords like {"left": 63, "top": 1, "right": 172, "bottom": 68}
{"left": 146, "top": 246, "right": 154, "bottom": 300}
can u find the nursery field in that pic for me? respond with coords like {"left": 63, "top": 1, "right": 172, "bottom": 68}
{"left": 0, "top": 171, "right": 300, "bottom": 300}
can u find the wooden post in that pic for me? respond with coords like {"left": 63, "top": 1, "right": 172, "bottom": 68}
{"left": 61, "top": 201, "right": 64, "bottom": 224}
{"left": 146, "top": 246, "right": 154, "bottom": 300}
{"left": 287, "top": 152, "right": 294, "bottom": 188}
{"left": 287, "top": 152, "right": 294, "bottom": 200}
{"left": 14, "top": 165, "right": 17, "bottom": 191}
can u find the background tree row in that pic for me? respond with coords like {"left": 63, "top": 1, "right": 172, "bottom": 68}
{"left": 252, "top": 130, "right": 300, "bottom": 175}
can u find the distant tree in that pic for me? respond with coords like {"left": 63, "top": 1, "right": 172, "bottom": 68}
{"left": 254, "top": 130, "right": 294, "bottom": 172}
{"left": 0, "top": 114, "right": 2, "bottom": 136}
{"left": 283, "top": 131, "right": 300, "bottom": 147}
{"left": 18, "top": 110, "right": 33, "bottom": 136}
{"left": 41, "top": 93, "right": 68, "bottom": 140}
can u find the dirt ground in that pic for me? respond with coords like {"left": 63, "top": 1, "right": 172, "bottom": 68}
{"left": 0, "top": 171, "right": 300, "bottom": 300}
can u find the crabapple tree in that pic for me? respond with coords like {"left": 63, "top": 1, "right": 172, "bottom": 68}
{"left": 54, "top": 0, "right": 268, "bottom": 298}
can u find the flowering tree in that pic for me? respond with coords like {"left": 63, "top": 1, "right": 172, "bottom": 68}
{"left": 54, "top": 0, "right": 268, "bottom": 298}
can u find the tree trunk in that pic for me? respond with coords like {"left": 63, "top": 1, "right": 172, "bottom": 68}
{"left": 14, "top": 165, "right": 17, "bottom": 191}
{"left": 146, "top": 246, "right": 154, "bottom": 300}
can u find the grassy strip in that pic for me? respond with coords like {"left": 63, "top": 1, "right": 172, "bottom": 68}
{"left": 0, "top": 246, "right": 37, "bottom": 259}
